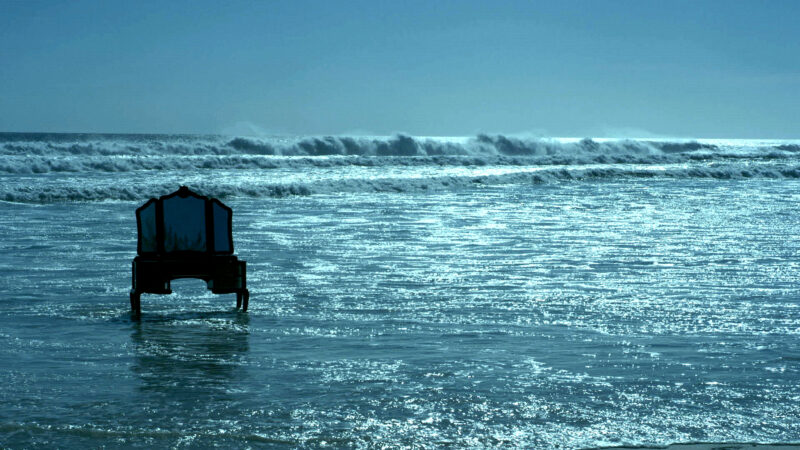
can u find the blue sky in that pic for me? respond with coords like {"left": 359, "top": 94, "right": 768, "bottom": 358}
{"left": 1, "top": 0, "right": 798, "bottom": 137}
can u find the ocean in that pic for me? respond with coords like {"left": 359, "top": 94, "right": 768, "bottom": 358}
{"left": 0, "top": 132, "right": 798, "bottom": 448}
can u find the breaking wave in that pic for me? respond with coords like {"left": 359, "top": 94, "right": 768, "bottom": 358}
{"left": 0, "top": 132, "right": 788, "bottom": 158}
{"left": 2, "top": 133, "right": 799, "bottom": 203}
{"left": 1, "top": 133, "right": 798, "bottom": 174}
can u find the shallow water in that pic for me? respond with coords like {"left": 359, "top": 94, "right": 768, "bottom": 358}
{"left": 1, "top": 134, "right": 799, "bottom": 448}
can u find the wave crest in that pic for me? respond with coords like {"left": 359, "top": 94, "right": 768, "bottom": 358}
{"left": 0, "top": 132, "right": 744, "bottom": 159}
{"left": 1, "top": 133, "right": 798, "bottom": 175}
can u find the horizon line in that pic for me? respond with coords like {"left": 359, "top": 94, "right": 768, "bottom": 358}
{"left": 1, "top": 130, "right": 798, "bottom": 141}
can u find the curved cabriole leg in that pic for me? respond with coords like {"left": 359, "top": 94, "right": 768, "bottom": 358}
{"left": 236, "top": 291, "right": 242, "bottom": 309}
{"left": 242, "top": 289, "right": 249, "bottom": 312}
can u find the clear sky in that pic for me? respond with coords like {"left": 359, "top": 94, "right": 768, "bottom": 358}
{"left": 1, "top": 0, "right": 798, "bottom": 138}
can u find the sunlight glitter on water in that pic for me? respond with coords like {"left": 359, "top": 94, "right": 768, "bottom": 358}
{"left": 1, "top": 170, "right": 799, "bottom": 447}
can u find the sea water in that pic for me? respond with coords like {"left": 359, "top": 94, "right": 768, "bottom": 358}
{"left": 0, "top": 133, "right": 798, "bottom": 448}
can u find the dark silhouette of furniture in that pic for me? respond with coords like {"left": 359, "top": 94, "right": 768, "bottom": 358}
{"left": 130, "top": 186, "right": 248, "bottom": 316}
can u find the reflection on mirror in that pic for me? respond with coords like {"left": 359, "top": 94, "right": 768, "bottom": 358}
{"left": 139, "top": 201, "right": 157, "bottom": 253}
{"left": 163, "top": 196, "right": 207, "bottom": 252}
{"left": 212, "top": 201, "right": 231, "bottom": 253}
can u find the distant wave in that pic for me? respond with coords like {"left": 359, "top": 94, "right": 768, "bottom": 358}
{"left": 1, "top": 133, "right": 798, "bottom": 174}
{"left": 0, "top": 132, "right": 790, "bottom": 157}
{"left": 3, "top": 163, "right": 800, "bottom": 203}
{"left": 3, "top": 133, "right": 799, "bottom": 203}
